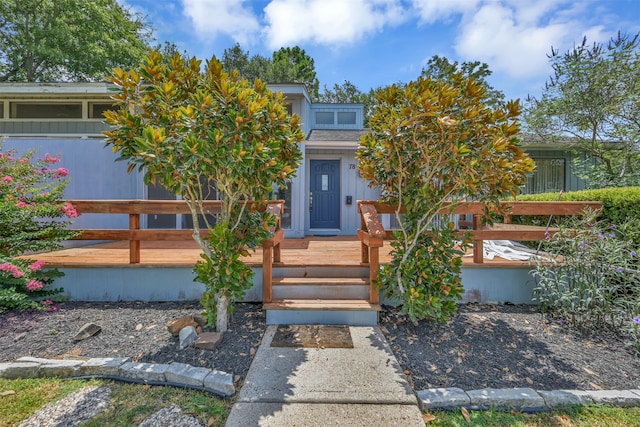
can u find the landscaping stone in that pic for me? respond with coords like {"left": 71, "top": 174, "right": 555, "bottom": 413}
{"left": 417, "top": 387, "right": 470, "bottom": 410}
{"left": 0, "top": 361, "right": 41, "bottom": 379}
{"left": 588, "top": 390, "right": 640, "bottom": 407}
{"left": 165, "top": 363, "right": 211, "bottom": 387}
{"left": 538, "top": 389, "right": 594, "bottom": 407}
{"left": 179, "top": 325, "right": 198, "bottom": 349}
{"left": 17, "top": 357, "right": 84, "bottom": 378}
{"left": 73, "top": 323, "right": 102, "bottom": 341}
{"left": 119, "top": 362, "right": 170, "bottom": 383}
{"left": 192, "top": 313, "right": 207, "bottom": 328}
{"left": 195, "top": 332, "right": 223, "bottom": 350}
{"left": 78, "top": 357, "right": 131, "bottom": 377}
{"left": 167, "top": 315, "right": 199, "bottom": 336}
{"left": 203, "top": 369, "right": 235, "bottom": 397}
{"left": 467, "top": 387, "right": 545, "bottom": 410}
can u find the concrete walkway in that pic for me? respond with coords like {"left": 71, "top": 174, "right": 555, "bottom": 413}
{"left": 225, "top": 325, "right": 425, "bottom": 426}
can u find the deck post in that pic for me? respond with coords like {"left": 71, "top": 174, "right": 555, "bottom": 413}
{"left": 472, "top": 214, "right": 483, "bottom": 264}
{"left": 369, "top": 246, "right": 380, "bottom": 304}
{"left": 262, "top": 244, "right": 273, "bottom": 303}
{"left": 129, "top": 213, "right": 140, "bottom": 264}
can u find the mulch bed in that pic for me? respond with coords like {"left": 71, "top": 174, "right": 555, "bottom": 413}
{"left": 1, "top": 301, "right": 639, "bottom": 392}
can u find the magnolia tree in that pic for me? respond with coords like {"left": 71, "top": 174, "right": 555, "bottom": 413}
{"left": 104, "top": 51, "right": 304, "bottom": 331}
{"left": 0, "top": 144, "right": 78, "bottom": 312}
{"left": 357, "top": 75, "right": 534, "bottom": 322}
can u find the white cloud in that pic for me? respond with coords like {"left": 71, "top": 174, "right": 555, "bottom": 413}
{"left": 263, "top": 0, "right": 407, "bottom": 49}
{"left": 413, "top": 1, "right": 607, "bottom": 81}
{"left": 181, "top": 0, "right": 260, "bottom": 44}
{"left": 411, "top": 0, "right": 480, "bottom": 24}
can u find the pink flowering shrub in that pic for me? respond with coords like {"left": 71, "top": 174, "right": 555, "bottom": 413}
{"left": 1, "top": 144, "right": 76, "bottom": 312}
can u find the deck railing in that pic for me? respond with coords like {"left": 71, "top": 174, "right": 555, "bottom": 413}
{"left": 67, "top": 199, "right": 285, "bottom": 302}
{"left": 357, "top": 200, "right": 603, "bottom": 304}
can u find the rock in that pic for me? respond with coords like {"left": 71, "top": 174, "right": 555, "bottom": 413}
{"left": 192, "top": 313, "right": 207, "bottom": 328}
{"left": 179, "top": 326, "right": 198, "bottom": 349}
{"left": 166, "top": 315, "right": 198, "bottom": 336}
{"left": 195, "top": 332, "right": 223, "bottom": 350}
{"left": 74, "top": 323, "right": 102, "bottom": 341}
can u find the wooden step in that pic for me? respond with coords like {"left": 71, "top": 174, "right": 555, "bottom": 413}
{"left": 264, "top": 299, "right": 380, "bottom": 311}
{"left": 264, "top": 299, "right": 381, "bottom": 326}
{"left": 272, "top": 277, "right": 369, "bottom": 286}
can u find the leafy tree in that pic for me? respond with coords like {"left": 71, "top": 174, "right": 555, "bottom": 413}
{"left": 421, "top": 55, "right": 505, "bottom": 109}
{"left": 319, "top": 80, "right": 376, "bottom": 125}
{"left": 221, "top": 43, "right": 270, "bottom": 84}
{"left": 221, "top": 44, "right": 320, "bottom": 99}
{"left": 525, "top": 32, "right": 640, "bottom": 188}
{"left": 357, "top": 75, "right": 534, "bottom": 322}
{"left": 0, "top": 0, "right": 150, "bottom": 82}
{"left": 104, "top": 51, "right": 304, "bottom": 331}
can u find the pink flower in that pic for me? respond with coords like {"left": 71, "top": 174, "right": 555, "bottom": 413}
{"left": 28, "top": 260, "right": 46, "bottom": 271}
{"left": 44, "top": 153, "right": 60, "bottom": 164}
{"left": 1, "top": 175, "right": 13, "bottom": 183}
{"left": 42, "top": 300, "right": 58, "bottom": 311}
{"left": 61, "top": 202, "right": 79, "bottom": 218}
{"left": 53, "top": 168, "right": 69, "bottom": 178}
{"left": 12, "top": 270, "right": 24, "bottom": 279}
{"left": 0, "top": 262, "right": 14, "bottom": 272}
{"left": 26, "top": 280, "right": 44, "bottom": 291}
{"left": 16, "top": 201, "right": 28, "bottom": 208}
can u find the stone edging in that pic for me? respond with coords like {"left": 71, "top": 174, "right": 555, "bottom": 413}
{"left": 417, "top": 387, "right": 640, "bottom": 411}
{"left": 0, "top": 357, "right": 234, "bottom": 397}
{"left": 3, "top": 357, "right": 640, "bottom": 412}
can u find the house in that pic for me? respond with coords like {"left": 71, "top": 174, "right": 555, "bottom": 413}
{"left": 0, "top": 82, "right": 584, "bottom": 238}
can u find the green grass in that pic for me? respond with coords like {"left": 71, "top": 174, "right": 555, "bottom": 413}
{"left": 0, "top": 378, "right": 231, "bottom": 427}
{"left": 426, "top": 405, "right": 640, "bottom": 426}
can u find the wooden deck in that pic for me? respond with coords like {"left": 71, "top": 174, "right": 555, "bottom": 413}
{"left": 33, "top": 236, "right": 531, "bottom": 269}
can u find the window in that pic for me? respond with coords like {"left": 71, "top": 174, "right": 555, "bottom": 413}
{"left": 89, "top": 102, "right": 115, "bottom": 119}
{"left": 337, "top": 111, "right": 356, "bottom": 125}
{"left": 11, "top": 103, "right": 82, "bottom": 119}
{"left": 0, "top": 103, "right": 4, "bottom": 118}
{"left": 315, "top": 112, "right": 334, "bottom": 125}
{"left": 524, "top": 158, "right": 565, "bottom": 194}
{"left": 277, "top": 183, "right": 292, "bottom": 229}
{"left": 285, "top": 103, "right": 293, "bottom": 116}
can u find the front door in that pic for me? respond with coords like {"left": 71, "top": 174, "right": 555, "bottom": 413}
{"left": 310, "top": 160, "right": 340, "bottom": 229}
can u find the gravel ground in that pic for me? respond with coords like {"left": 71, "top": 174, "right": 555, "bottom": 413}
{"left": 1, "top": 301, "right": 640, "bottom": 393}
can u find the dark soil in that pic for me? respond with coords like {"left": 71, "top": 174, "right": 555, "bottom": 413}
{"left": 1, "top": 301, "right": 639, "bottom": 392}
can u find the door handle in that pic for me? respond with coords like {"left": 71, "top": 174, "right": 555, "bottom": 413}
{"left": 309, "top": 192, "right": 313, "bottom": 211}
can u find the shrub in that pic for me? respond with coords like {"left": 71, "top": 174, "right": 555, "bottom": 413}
{"left": 516, "top": 187, "right": 640, "bottom": 246}
{"left": 0, "top": 145, "right": 78, "bottom": 312}
{"left": 532, "top": 212, "right": 640, "bottom": 355}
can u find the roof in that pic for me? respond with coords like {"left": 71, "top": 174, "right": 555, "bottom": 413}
{"left": 306, "top": 129, "right": 368, "bottom": 149}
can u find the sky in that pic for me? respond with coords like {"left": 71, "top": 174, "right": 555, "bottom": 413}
{"left": 122, "top": 0, "right": 640, "bottom": 102}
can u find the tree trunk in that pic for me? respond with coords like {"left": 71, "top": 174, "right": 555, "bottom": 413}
{"left": 216, "top": 293, "right": 230, "bottom": 332}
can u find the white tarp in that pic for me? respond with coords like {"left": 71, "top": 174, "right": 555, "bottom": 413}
{"left": 464, "top": 240, "right": 540, "bottom": 261}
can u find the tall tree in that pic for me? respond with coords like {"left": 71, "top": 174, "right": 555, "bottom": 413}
{"left": 357, "top": 75, "right": 534, "bottom": 322}
{"left": 269, "top": 46, "right": 320, "bottom": 99}
{"left": 221, "top": 43, "right": 270, "bottom": 84}
{"left": 104, "top": 51, "right": 304, "bottom": 331}
{"left": 525, "top": 32, "right": 640, "bottom": 188}
{"left": 0, "top": 0, "right": 150, "bottom": 82}
{"left": 421, "top": 55, "right": 505, "bottom": 109}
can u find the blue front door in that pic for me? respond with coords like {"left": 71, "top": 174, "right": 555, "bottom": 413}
{"left": 310, "top": 160, "right": 340, "bottom": 229}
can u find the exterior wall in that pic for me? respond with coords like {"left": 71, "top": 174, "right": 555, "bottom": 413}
{"left": 305, "top": 148, "right": 379, "bottom": 235}
{"left": 2, "top": 137, "right": 143, "bottom": 233}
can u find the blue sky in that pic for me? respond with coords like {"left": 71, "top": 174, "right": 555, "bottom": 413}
{"left": 122, "top": 0, "right": 640, "bottom": 102}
